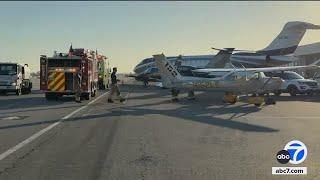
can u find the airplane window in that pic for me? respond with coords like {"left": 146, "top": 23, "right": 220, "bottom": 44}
{"left": 225, "top": 73, "right": 237, "bottom": 80}
{"left": 248, "top": 72, "right": 259, "bottom": 79}
{"left": 150, "top": 68, "right": 158, "bottom": 73}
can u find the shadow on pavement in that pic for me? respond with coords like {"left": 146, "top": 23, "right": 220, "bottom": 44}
{"left": 5, "top": 84, "right": 320, "bottom": 132}
{"left": 272, "top": 94, "right": 320, "bottom": 103}
{"left": 0, "top": 86, "right": 278, "bottom": 133}
{"left": 0, "top": 96, "right": 77, "bottom": 111}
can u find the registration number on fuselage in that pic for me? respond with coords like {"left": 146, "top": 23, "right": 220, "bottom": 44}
{"left": 193, "top": 81, "right": 218, "bottom": 88}
{"left": 164, "top": 62, "right": 178, "bottom": 77}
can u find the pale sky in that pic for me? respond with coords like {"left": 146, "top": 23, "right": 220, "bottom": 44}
{"left": 0, "top": 1, "right": 320, "bottom": 73}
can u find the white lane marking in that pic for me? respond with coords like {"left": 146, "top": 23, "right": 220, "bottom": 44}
{"left": 241, "top": 116, "right": 320, "bottom": 119}
{"left": 0, "top": 91, "right": 108, "bottom": 161}
{"left": 0, "top": 117, "right": 21, "bottom": 120}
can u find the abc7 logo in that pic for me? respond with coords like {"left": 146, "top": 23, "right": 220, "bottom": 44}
{"left": 276, "top": 140, "right": 307, "bottom": 164}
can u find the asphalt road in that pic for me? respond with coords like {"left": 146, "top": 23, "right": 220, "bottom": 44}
{"left": 0, "top": 80, "right": 319, "bottom": 179}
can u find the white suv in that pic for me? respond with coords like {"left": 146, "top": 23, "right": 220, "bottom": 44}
{"left": 270, "top": 71, "right": 318, "bottom": 96}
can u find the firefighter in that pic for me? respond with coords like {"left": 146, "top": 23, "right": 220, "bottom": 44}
{"left": 108, "top": 67, "right": 125, "bottom": 103}
{"left": 75, "top": 70, "right": 82, "bottom": 103}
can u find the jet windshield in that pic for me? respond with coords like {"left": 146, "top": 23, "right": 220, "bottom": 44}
{"left": 0, "top": 64, "right": 17, "bottom": 75}
{"left": 144, "top": 67, "right": 158, "bottom": 74}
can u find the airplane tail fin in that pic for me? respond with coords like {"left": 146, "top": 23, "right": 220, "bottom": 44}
{"left": 205, "top": 48, "right": 234, "bottom": 68}
{"left": 259, "top": 21, "right": 320, "bottom": 55}
{"left": 153, "top": 54, "right": 182, "bottom": 87}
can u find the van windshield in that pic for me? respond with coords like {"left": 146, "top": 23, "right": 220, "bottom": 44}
{"left": 0, "top": 64, "right": 17, "bottom": 75}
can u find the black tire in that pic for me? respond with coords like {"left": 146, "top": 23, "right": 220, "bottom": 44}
{"left": 265, "top": 97, "right": 276, "bottom": 105}
{"left": 83, "top": 93, "right": 90, "bottom": 100}
{"left": 307, "top": 91, "right": 314, "bottom": 96}
{"left": 254, "top": 103, "right": 262, "bottom": 107}
{"left": 21, "top": 87, "right": 30, "bottom": 95}
{"left": 171, "top": 98, "right": 179, "bottom": 102}
{"left": 288, "top": 86, "right": 298, "bottom": 96}
{"left": 274, "top": 91, "right": 281, "bottom": 96}
{"left": 21, "top": 89, "right": 26, "bottom": 95}
{"left": 171, "top": 88, "right": 180, "bottom": 97}
{"left": 45, "top": 93, "right": 56, "bottom": 100}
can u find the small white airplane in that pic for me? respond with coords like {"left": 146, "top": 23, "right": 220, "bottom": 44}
{"left": 154, "top": 53, "right": 319, "bottom": 106}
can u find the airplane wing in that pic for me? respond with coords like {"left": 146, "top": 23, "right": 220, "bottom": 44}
{"left": 245, "top": 65, "right": 319, "bottom": 73}
{"left": 192, "top": 65, "right": 319, "bottom": 74}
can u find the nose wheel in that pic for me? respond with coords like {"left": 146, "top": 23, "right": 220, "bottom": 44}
{"left": 187, "top": 90, "right": 196, "bottom": 100}
{"left": 248, "top": 93, "right": 276, "bottom": 106}
{"left": 223, "top": 92, "right": 238, "bottom": 104}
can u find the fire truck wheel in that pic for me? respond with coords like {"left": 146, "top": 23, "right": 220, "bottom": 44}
{"left": 45, "top": 93, "right": 56, "bottom": 100}
{"left": 83, "top": 93, "right": 90, "bottom": 100}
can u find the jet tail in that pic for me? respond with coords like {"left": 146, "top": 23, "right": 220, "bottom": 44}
{"left": 205, "top": 48, "right": 234, "bottom": 68}
{"left": 153, "top": 54, "right": 182, "bottom": 87}
{"left": 258, "top": 21, "right": 320, "bottom": 55}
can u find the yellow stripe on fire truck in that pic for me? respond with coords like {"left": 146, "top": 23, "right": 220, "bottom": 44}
{"left": 48, "top": 71, "right": 65, "bottom": 92}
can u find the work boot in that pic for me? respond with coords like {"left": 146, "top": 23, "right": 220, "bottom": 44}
{"left": 75, "top": 97, "right": 82, "bottom": 103}
{"left": 120, "top": 98, "right": 126, "bottom": 103}
{"left": 108, "top": 99, "right": 114, "bottom": 103}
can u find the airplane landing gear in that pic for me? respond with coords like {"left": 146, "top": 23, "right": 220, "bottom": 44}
{"left": 223, "top": 92, "right": 237, "bottom": 104}
{"left": 248, "top": 94, "right": 264, "bottom": 107}
{"left": 171, "top": 88, "right": 180, "bottom": 102}
{"left": 187, "top": 90, "right": 195, "bottom": 100}
{"left": 264, "top": 94, "right": 276, "bottom": 105}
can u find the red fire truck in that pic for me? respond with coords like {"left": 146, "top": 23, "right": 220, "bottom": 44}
{"left": 40, "top": 48, "right": 98, "bottom": 100}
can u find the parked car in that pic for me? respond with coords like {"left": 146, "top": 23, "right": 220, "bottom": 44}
{"left": 266, "top": 71, "right": 318, "bottom": 96}
{"left": 312, "top": 72, "right": 320, "bottom": 94}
